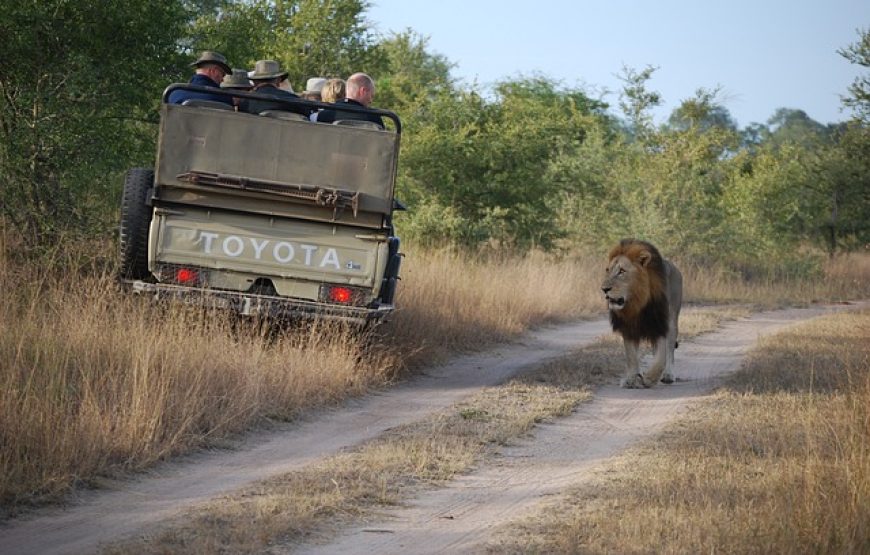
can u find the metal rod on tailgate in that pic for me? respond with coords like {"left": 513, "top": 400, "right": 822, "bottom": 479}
{"left": 176, "top": 170, "right": 360, "bottom": 218}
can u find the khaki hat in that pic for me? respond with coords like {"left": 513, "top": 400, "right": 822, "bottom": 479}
{"left": 221, "top": 69, "right": 253, "bottom": 89}
{"left": 191, "top": 51, "right": 231, "bottom": 74}
{"left": 304, "top": 77, "right": 327, "bottom": 94}
{"left": 248, "top": 60, "right": 288, "bottom": 81}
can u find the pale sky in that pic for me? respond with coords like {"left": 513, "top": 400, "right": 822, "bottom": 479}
{"left": 366, "top": 0, "right": 869, "bottom": 128}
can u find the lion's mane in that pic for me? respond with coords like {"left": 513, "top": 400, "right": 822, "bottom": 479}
{"left": 607, "top": 239, "right": 669, "bottom": 344}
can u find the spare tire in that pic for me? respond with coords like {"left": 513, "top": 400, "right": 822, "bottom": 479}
{"left": 119, "top": 168, "right": 154, "bottom": 280}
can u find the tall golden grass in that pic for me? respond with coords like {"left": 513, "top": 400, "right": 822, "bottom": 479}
{"left": 681, "top": 253, "right": 870, "bottom": 306}
{"left": 1, "top": 224, "right": 868, "bottom": 514}
{"left": 493, "top": 309, "right": 870, "bottom": 554}
{"left": 381, "top": 249, "right": 603, "bottom": 365}
{"left": 0, "top": 237, "right": 599, "bottom": 511}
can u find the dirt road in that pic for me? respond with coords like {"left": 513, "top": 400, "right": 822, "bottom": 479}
{"left": 296, "top": 306, "right": 854, "bottom": 554}
{"left": 0, "top": 304, "right": 858, "bottom": 554}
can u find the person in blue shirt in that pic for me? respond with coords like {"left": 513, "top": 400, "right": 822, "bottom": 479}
{"left": 168, "top": 51, "right": 233, "bottom": 106}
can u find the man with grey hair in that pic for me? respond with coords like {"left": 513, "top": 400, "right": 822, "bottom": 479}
{"left": 312, "top": 72, "right": 384, "bottom": 128}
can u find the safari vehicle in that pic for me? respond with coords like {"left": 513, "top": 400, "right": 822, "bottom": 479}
{"left": 118, "top": 83, "right": 403, "bottom": 325}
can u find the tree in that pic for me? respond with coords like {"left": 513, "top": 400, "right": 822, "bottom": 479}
{"left": 374, "top": 30, "right": 455, "bottom": 113}
{"left": 616, "top": 65, "right": 662, "bottom": 143}
{"left": 190, "top": 0, "right": 383, "bottom": 91}
{"left": 396, "top": 76, "right": 607, "bottom": 248}
{"left": 667, "top": 87, "right": 737, "bottom": 133}
{"left": 812, "top": 124, "right": 870, "bottom": 254}
{"left": 838, "top": 27, "right": 870, "bottom": 123}
{"left": 766, "top": 108, "right": 831, "bottom": 148}
{"left": 0, "top": 1, "right": 189, "bottom": 245}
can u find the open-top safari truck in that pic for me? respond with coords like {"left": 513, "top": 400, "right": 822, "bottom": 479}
{"left": 118, "top": 84, "right": 403, "bottom": 325}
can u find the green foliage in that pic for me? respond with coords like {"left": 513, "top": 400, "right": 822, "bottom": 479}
{"left": 667, "top": 87, "right": 737, "bottom": 133}
{"left": 375, "top": 30, "right": 455, "bottom": 113}
{"left": 616, "top": 64, "right": 662, "bottom": 143}
{"left": 766, "top": 108, "right": 833, "bottom": 149}
{"left": 0, "top": 0, "right": 189, "bottom": 245}
{"left": 1, "top": 1, "right": 866, "bottom": 276}
{"left": 189, "top": 0, "right": 382, "bottom": 91}
{"left": 838, "top": 27, "right": 870, "bottom": 123}
{"left": 397, "top": 77, "right": 609, "bottom": 249}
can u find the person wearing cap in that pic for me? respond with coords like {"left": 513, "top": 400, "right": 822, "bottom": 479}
{"left": 312, "top": 72, "right": 384, "bottom": 128}
{"left": 301, "top": 77, "right": 327, "bottom": 101}
{"left": 220, "top": 69, "right": 253, "bottom": 109}
{"left": 239, "top": 60, "right": 311, "bottom": 117}
{"left": 168, "top": 51, "right": 233, "bottom": 106}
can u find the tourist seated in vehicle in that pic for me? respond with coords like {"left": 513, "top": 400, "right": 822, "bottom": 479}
{"left": 312, "top": 72, "right": 384, "bottom": 128}
{"left": 309, "top": 78, "right": 345, "bottom": 121}
{"left": 322, "top": 78, "right": 346, "bottom": 103}
{"left": 301, "top": 77, "right": 327, "bottom": 101}
{"left": 239, "top": 60, "right": 312, "bottom": 117}
{"left": 220, "top": 69, "right": 253, "bottom": 109}
{"left": 168, "top": 51, "right": 234, "bottom": 107}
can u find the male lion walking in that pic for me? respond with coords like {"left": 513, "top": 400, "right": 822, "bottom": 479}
{"left": 600, "top": 239, "right": 683, "bottom": 388}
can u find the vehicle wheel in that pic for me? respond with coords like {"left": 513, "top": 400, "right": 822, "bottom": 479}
{"left": 119, "top": 168, "right": 154, "bottom": 280}
{"left": 379, "top": 237, "right": 402, "bottom": 305}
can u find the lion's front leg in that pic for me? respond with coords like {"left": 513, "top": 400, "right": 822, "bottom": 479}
{"left": 661, "top": 323, "right": 678, "bottom": 384}
{"left": 620, "top": 339, "right": 645, "bottom": 388}
{"left": 643, "top": 336, "right": 668, "bottom": 385}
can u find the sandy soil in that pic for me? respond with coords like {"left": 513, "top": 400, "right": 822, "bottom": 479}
{"left": 0, "top": 304, "right": 858, "bottom": 555}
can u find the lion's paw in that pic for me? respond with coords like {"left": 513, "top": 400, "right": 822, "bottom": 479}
{"left": 620, "top": 374, "right": 647, "bottom": 389}
{"left": 660, "top": 373, "right": 674, "bottom": 384}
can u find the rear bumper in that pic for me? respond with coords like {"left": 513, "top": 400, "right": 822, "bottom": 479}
{"left": 124, "top": 280, "right": 393, "bottom": 324}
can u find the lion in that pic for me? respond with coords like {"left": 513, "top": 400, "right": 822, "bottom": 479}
{"left": 600, "top": 239, "right": 683, "bottom": 388}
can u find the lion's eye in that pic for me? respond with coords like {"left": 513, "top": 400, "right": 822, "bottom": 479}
{"left": 617, "top": 268, "right": 625, "bottom": 275}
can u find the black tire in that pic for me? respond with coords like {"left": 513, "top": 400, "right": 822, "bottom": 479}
{"left": 379, "top": 237, "right": 402, "bottom": 305}
{"left": 119, "top": 168, "right": 154, "bottom": 280}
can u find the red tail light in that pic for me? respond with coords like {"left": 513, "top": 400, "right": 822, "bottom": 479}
{"left": 328, "top": 286, "right": 353, "bottom": 304}
{"left": 319, "top": 284, "right": 367, "bottom": 306}
{"left": 176, "top": 268, "right": 199, "bottom": 285}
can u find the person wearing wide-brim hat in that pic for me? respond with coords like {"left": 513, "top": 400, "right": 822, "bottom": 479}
{"left": 220, "top": 69, "right": 253, "bottom": 110}
{"left": 221, "top": 69, "right": 253, "bottom": 90}
{"left": 168, "top": 50, "right": 234, "bottom": 106}
{"left": 192, "top": 51, "right": 232, "bottom": 74}
{"left": 247, "top": 60, "right": 289, "bottom": 82}
{"left": 301, "top": 77, "right": 327, "bottom": 101}
{"left": 240, "top": 60, "right": 312, "bottom": 117}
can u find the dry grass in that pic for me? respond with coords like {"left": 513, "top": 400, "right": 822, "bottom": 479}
{"left": 492, "top": 309, "right": 870, "bottom": 554}
{"left": 380, "top": 248, "right": 602, "bottom": 365}
{"left": 0, "top": 239, "right": 598, "bottom": 513}
{"left": 2, "top": 221, "right": 868, "bottom": 516}
{"left": 100, "top": 308, "right": 738, "bottom": 553}
{"left": 681, "top": 253, "right": 870, "bottom": 307}
{"left": 0, "top": 269, "right": 396, "bottom": 513}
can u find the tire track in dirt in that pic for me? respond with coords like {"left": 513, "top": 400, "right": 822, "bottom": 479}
{"left": 0, "top": 319, "right": 612, "bottom": 555}
{"left": 294, "top": 304, "right": 862, "bottom": 555}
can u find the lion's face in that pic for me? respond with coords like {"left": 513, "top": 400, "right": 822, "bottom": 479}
{"left": 601, "top": 253, "right": 651, "bottom": 313}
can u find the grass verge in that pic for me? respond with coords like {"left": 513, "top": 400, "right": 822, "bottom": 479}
{"left": 489, "top": 308, "right": 870, "bottom": 554}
